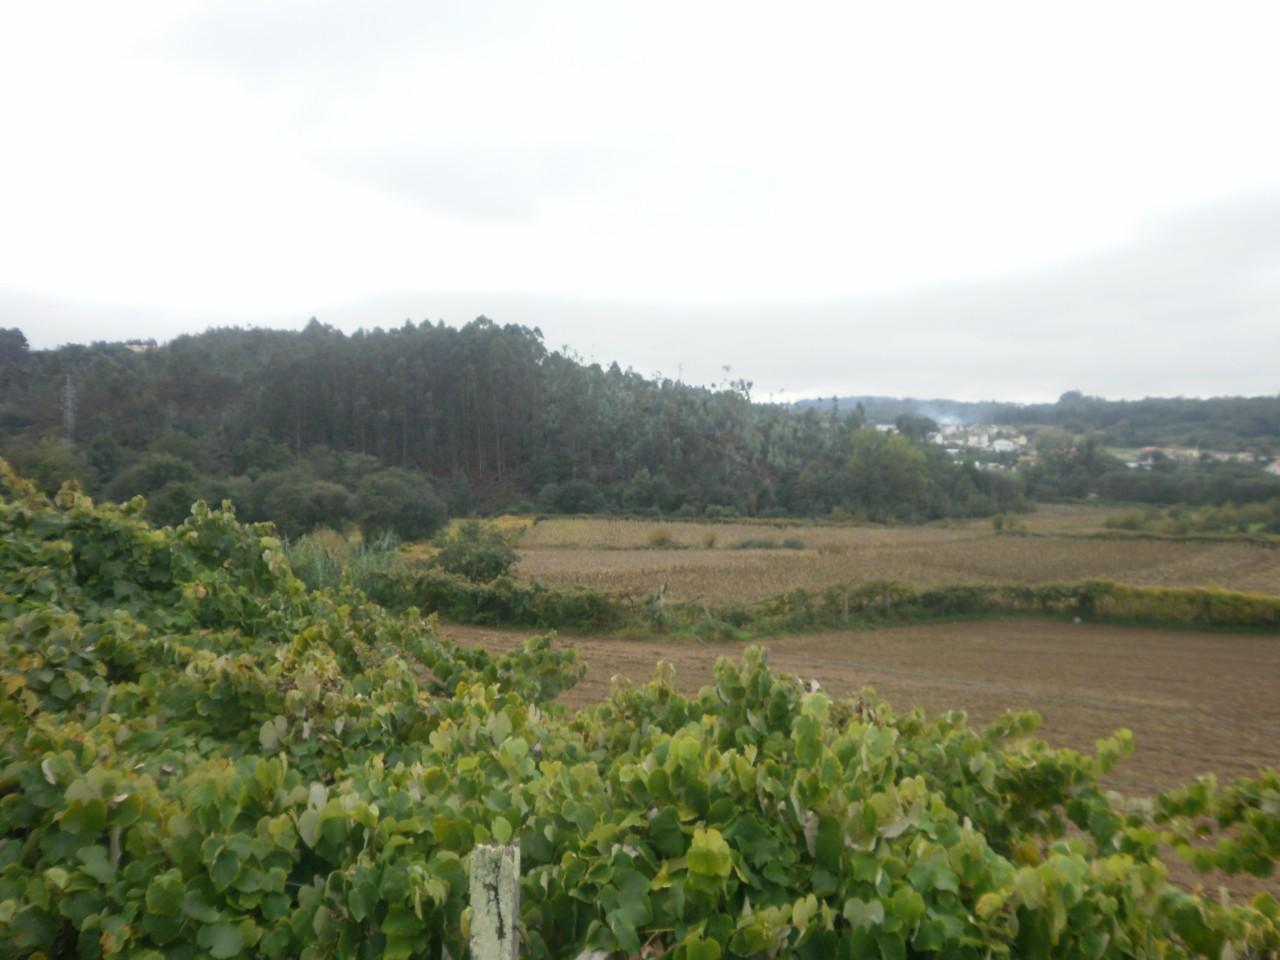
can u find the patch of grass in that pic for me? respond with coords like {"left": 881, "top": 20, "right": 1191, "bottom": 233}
{"left": 729, "top": 536, "right": 806, "bottom": 550}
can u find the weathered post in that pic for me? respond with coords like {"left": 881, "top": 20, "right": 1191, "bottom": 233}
{"left": 470, "top": 844, "right": 520, "bottom": 959}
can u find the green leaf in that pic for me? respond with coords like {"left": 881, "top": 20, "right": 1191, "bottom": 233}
{"left": 142, "top": 911, "right": 186, "bottom": 945}
{"left": 684, "top": 936, "right": 723, "bottom": 960}
{"left": 297, "top": 809, "right": 321, "bottom": 849}
{"left": 145, "top": 870, "right": 185, "bottom": 916}
{"left": 197, "top": 921, "right": 244, "bottom": 959}
{"left": 259, "top": 716, "right": 287, "bottom": 751}
{"left": 492, "top": 816, "right": 513, "bottom": 844}
{"left": 687, "top": 828, "right": 732, "bottom": 879}
{"left": 876, "top": 930, "right": 907, "bottom": 960}
{"left": 76, "top": 845, "right": 116, "bottom": 884}
{"left": 61, "top": 797, "right": 107, "bottom": 836}
{"left": 183, "top": 888, "right": 222, "bottom": 924}
{"left": 209, "top": 848, "right": 241, "bottom": 892}
{"left": 649, "top": 806, "right": 686, "bottom": 858}
{"left": 975, "top": 892, "right": 1006, "bottom": 920}
{"left": 843, "top": 897, "right": 885, "bottom": 931}
{"left": 906, "top": 846, "right": 958, "bottom": 894}
{"left": 814, "top": 816, "right": 842, "bottom": 871}
{"left": 382, "top": 905, "right": 425, "bottom": 939}
{"left": 888, "top": 886, "right": 924, "bottom": 929}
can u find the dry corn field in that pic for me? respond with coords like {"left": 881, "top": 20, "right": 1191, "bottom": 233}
{"left": 507, "top": 507, "right": 1280, "bottom": 602}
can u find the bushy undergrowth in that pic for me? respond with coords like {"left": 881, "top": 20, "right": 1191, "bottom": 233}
{"left": 741, "top": 579, "right": 1280, "bottom": 634}
{"left": 2, "top": 463, "right": 1280, "bottom": 959}
{"left": 1107, "top": 499, "right": 1280, "bottom": 539}
{"left": 371, "top": 569, "right": 627, "bottom": 632}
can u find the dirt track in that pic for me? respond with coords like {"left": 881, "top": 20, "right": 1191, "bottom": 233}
{"left": 443, "top": 617, "right": 1280, "bottom": 797}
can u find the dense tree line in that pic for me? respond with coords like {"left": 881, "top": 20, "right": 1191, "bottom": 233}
{"left": 6, "top": 322, "right": 1275, "bottom": 536}
{"left": 0, "top": 321, "right": 1027, "bottom": 534}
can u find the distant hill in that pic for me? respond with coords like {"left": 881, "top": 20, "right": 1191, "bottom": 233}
{"left": 796, "top": 392, "right": 1280, "bottom": 453}
{"left": 791, "top": 396, "right": 997, "bottom": 425}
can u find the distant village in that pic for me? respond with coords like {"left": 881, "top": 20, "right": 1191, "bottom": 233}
{"left": 874, "top": 421, "right": 1280, "bottom": 477}
{"left": 873, "top": 421, "right": 1033, "bottom": 470}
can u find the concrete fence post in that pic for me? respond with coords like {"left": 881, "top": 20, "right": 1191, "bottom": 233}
{"left": 470, "top": 843, "right": 521, "bottom": 959}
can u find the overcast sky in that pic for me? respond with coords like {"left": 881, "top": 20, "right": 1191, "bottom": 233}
{"left": 3, "top": 1, "right": 1279, "bottom": 402}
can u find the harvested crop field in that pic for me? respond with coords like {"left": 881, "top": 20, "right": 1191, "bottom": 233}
{"left": 510, "top": 512, "right": 1280, "bottom": 601}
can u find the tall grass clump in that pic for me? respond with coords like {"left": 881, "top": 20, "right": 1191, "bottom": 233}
{"left": 286, "top": 528, "right": 403, "bottom": 592}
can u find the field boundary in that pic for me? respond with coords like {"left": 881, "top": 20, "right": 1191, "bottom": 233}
{"left": 374, "top": 569, "right": 1280, "bottom": 638}
{"left": 1001, "top": 529, "right": 1280, "bottom": 548}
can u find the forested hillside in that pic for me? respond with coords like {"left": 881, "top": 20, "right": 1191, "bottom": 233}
{"left": 0, "top": 322, "right": 1025, "bottom": 532}
{"left": 6, "top": 322, "right": 1278, "bottom": 537}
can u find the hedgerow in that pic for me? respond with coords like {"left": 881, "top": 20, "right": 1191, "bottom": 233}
{"left": 2, "top": 462, "right": 1279, "bottom": 958}
{"left": 385, "top": 568, "right": 1280, "bottom": 637}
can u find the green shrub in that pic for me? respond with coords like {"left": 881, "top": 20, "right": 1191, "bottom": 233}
{"left": 104, "top": 451, "right": 197, "bottom": 501}
{"left": 355, "top": 467, "right": 449, "bottom": 541}
{"left": 430, "top": 520, "right": 518, "bottom": 583}
{"left": 385, "top": 570, "right": 626, "bottom": 631}
{"left": 143, "top": 479, "right": 201, "bottom": 526}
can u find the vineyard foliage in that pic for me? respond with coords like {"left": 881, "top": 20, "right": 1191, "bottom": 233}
{"left": 1, "top": 464, "right": 1279, "bottom": 959}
